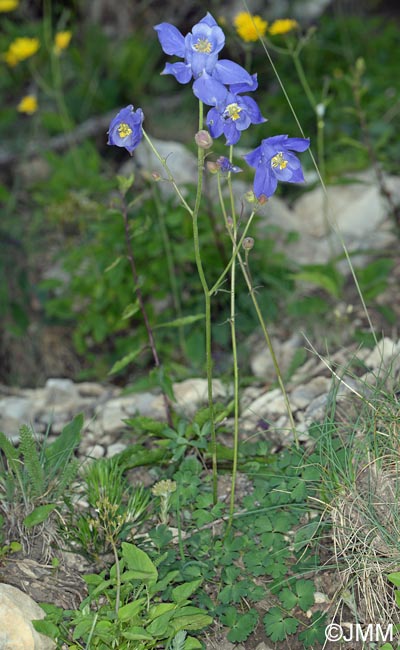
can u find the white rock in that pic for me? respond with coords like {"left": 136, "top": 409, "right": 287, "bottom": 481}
{"left": 97, "top": 392, "right": 156, "bottom": 433}
{"left": 45, "top": 378, "right": 79, "bottom": 404}
{"left": 106, "top": 441, "right": 128, "bottom": 457}
{"left": 314, "top": 591, "right": 330, "bottom": 604}
{"left": 174, "top": 378, "right": 226, "bottom": 410}
{"left": 364, "top": 337, "right": 400, "bottom": 369}
{"left": 242, "top": 387, "right": 288, "bottom": 420}
{"left": 290, "top": 376, "right": 331, "bottom": 409}
{"left": 130, "top": 137, "right": 197, "bottom": 191}
{"left": 250, "top": 333, "right": 303, "bottom": 380}
{"left": 0, "top": 397, "right": 33, "bottom": 439}
{"left": 0, "top": 583, "right": 55, "bottom": 650}
{"left": 87, "top": 443, "right": 105, "bottom": 459}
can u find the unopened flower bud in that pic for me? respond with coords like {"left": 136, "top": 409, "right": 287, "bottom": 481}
{"left": 195, "top": 129, "right": 213, "bottom": 149}
{"left": 151, "top": 171, "right": 161, "bottom": 181}
{"left": 226, "top": 216, "right": 233, "bottom": 228}
{"left": 243, "top": 237, "right": 255, "bottom": 251}
{"left": 206, "top": 161, "right": 219, "bottom": 174}
{"left": 244, "top": 190, "right": 256, "bottom": 204}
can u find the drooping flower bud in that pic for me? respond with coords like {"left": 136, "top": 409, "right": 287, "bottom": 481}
{"left": 206, "top": 161, "right": 219, "bottom": 174}
{"left": 242, "top": 236, "right": 255, "bottom": 250}
{"left": 195, "top": 129, "right": 213, "bottom": 149}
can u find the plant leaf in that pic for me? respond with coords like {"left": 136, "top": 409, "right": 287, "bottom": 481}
{"left": 108, "top": 346, "right": 144, "bottom": 375}
{"left": 23, "top": 504, "right": 57, "bottom": 528}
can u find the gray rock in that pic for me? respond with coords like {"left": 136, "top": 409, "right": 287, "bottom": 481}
{"left": 364, "top": 337, "right": 400, "bottom": 370}
{"left": 0, "top": 396, "right": 33, "bottom": 439}
{"left": 106, "top": 441, "right": 128, "bottom": 457}
{"left": 45, "top": 378, "right": 79, "bottom": 404}
{"left": 290, "top": 376, "right": 331, "bottom": 409}
{"left": 87, "top": 443, "right": 105, "bottom": 459}
{"left": 0, "top": 583, "right": 55, "bottom": 649}
{"left": 242, "top": 387, "right": 288, "bottom": 422}
{"left": 123, "top": 137, "right": 197, "bottom": 194}
{"left": 249, "top": 333, "right": 303, "bottom": 380}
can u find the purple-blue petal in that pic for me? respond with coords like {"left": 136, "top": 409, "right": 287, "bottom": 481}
{"left": 229, "top": 73, "right": 259, "bottom": 95}
{"left": 223, "top": 122, "right": 241, "bottom": 145}
{"left": 154, "top": 23, "right": 185, "bottom": 57}
{"left": 244, "top": 145, "right": 264, "bottom": 168}
{"left": 192, "top": 73, "right": 228, "bottom": 106}
{"left": 206, "top": 108, "right": 224, "bottom": 137}
{"left": 107, "top": 105, "right": 144, "bottom": 155}
{"left": 213, "top": 60, "right": 253, "bottom": 86}
{"left": 199, "top": 12, "right": 218, "bottom": 27}
{"left": 239, "top": 95, "right": 267, "bottom": 124}
{"left": 162, "top": 61, "right": 192, "bottom": 84}
{"left": 284, "top": 136, "right": 310, "bottom": 152}
{"left": 254, "top": 166, "right": 276, "bottom": 198}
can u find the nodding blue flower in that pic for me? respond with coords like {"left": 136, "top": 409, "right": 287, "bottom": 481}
{"left": 244, "top": 135, "right": 310, "bottom": 198}
{"left": 107, "top": 105, "right": 144, "bottom": 155}
{"left": 206, "top": 74, "right": 266, "bottom": 145}
{"left": 155, "top": 13, "right": 253, "bottom": 105}
{"left": 216, "top": 156, "right": 242, "bottom": 173}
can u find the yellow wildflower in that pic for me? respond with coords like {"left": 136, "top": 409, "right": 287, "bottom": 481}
{"left": 54, "top": 30, "right": 72, "bottom": 55}
{"left": 0, "top": 0, "right": 19, "bottom": 11}
{"left": 269, "top": 19, "right": 299, "bottom": 36}
{"left": 17, "top": 95, "right": 38, "bottom": 115}
{"left": 4, "top": 37, "right": 40, "bottom": 66}
{"left": 234, "top": 11, "right": 268, "bottom": 43}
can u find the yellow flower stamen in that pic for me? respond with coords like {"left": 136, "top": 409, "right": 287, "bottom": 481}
{"left": 271, "top": 152, "right": 288, "bottom": 170}
{"left": 118, "top": 123, "right": 132, "bottom": 138}
{"left": 194, "top": 38, "right": 212, "bottom": 53}
{"left": 269, "top": 19, "right": 299, "bottom": 36}
{"left": 225, "top": 103, "right": 242, "bottom": 121}
{"left": 233, "top": 12, "right": 268, "bottom": 43}
{"left": 17, "top": 95, "right": 38, "bottom": 115}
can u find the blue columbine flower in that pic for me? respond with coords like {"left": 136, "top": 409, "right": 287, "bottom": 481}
{"left": 154, "top": 13, "right": 253, "bottom": 105}
{"left": 107, "top": 105, "right": 144, "bottom": 155}
{"left": 216, "top": 156, "right": 242, "bottom": 173}
{"left": 244, "top": 135, "right": 310, "bottom": 198}
{"left": 206, "top": 74, "right": 266, "bottom": 145}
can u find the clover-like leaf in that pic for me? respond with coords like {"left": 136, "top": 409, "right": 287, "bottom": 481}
{"left": 263, "top": 607, "right": 299, "bottom": 642}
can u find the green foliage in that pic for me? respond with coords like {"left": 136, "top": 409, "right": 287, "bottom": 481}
{"left": 263, "top": 607, "right": 299, "bottom": 642}
{"left": 37, "top": 175, "right": 295, "bottom": 378}
{"left": 0, "top": 414, "right": 83, "bottom": 518}
{"left": 62, "top": 457, "right": 150, "bottom": 559}
{"left": 356, "top": 258, "right": 394, "bottom": 301}
{"left": 139, "top": 446, "right": 326, "bottom": 645}
{"left": 34, "top": 542, "right": 211, "bottom": 649}
{"left": 255, "top": 15, "right": 400, "bottom": 176}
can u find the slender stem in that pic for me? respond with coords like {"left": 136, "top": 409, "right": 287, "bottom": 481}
{"left": 191, "top": 101, "right": 218, "bottom": 504}
{"left": 141, "top": 122, "right": 218, "bottom": 500}
{"left": 226, "top": 156, "right": 240, "bottom": 529}
{"left": 142, "top": 130, "right": 193, "bottom": 216}
{"left": 120, "top": 193, "right": 173, "bottom": 427}
{"left": 239, "top": 253, "right": 299, "bottom": 447}
{"left": 110, "top": 539, "right": 121, "bottom": 616}
{"left": 290, "top": 46, "right": 317, "bottom": 111}
{"left": 210, "top": 192, "right": 256, "bottom": 295}
{"left": 223, "top": 213, "right": 299, "bottom": 447}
